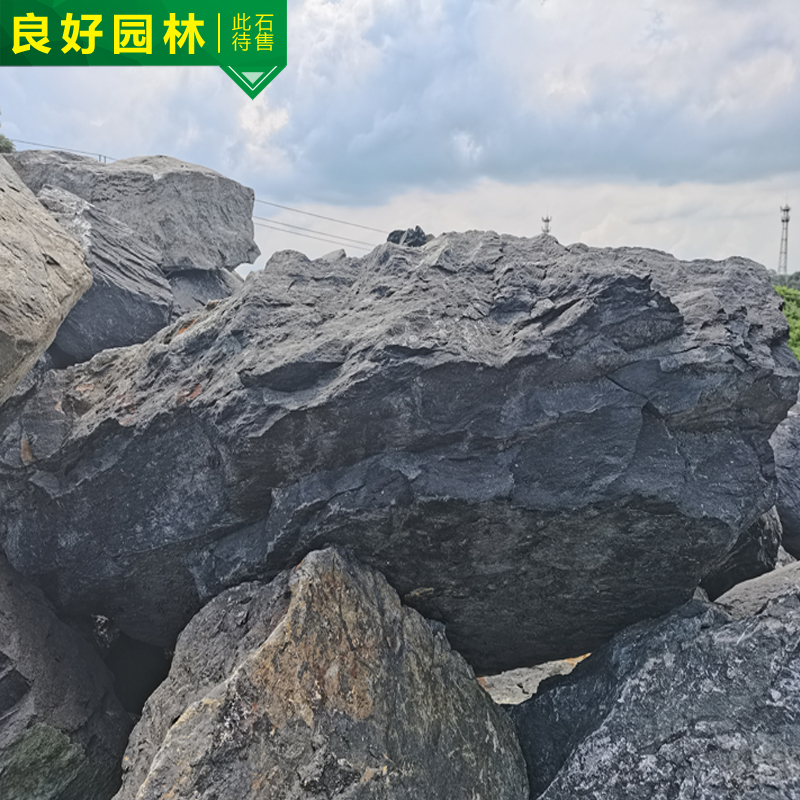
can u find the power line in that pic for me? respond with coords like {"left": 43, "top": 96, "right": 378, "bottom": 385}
{"left": 10, "top": 138, "right": 116, "bottom": 162}
{"left": 8, "top": 137, "right": 388, "bottom": 244}
{"left": 255, "top": 198, "right": 388, "bottom": 234}
{"left": 253, "top": 215, "right": 379, "bottom": 248}
{"left": 253, "top": 219, "right": 373, "bottom": 251}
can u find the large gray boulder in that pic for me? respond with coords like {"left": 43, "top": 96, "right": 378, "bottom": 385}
{"left": 0, "top": 158, "right": 91, "bottom": 406}
{"left": 508, "top": 577, "right": 800, "bottom": 799}
{"left": 4, "top": 150, "right": 260, "bottom": 273}
{"left": 0, "top": 554, "right": 132, "bottom": 800}
{"left": 771, "top": 395, "right": 800, "bottom": 558}
{"left": 36, "top": 186, "right": 173, "bottom": 367}
{"left": 0, "top": 233, "right": 796, "bottom": 673}
{"left": 113, "top": 548, "right": 528, "bottom": 800}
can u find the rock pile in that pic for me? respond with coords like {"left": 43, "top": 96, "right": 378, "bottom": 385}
{"left": 2, "top": 151, "right": 800, "bottom": 799}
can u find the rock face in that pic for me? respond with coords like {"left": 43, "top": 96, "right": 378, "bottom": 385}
{"left": 508, "top": 580, "right": 800, "bottom": 799}
{"left": 0, "top": 554, "right": 132, "bottom": 800}
{"left": 168, "top": 267, "right": 243, "bottom": 318}
{"left": 4, "top": 150, "right": 260, "bottom": 273}
{"left": 0, "top": 233, "right": 796, "bottom": 673}
{"left": 0, "top": 158, "right": 91, "bottom": 406}
{"left": 36, "top": 186, "right": 173, "bottom": 367}
{"left": 113, "top": 548, "right": 528, "bottom": 800}
{"left": 771, "top": 396, "right": 800, "bottom": 558}
{"left": 700, "top": 506, "right": 783, "bottom": 600}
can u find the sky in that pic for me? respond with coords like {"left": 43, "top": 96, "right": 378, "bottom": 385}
{"left": 1, "top": 0, "right": 799, "bottom": 272}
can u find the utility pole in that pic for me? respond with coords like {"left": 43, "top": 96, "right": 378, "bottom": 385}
{"left": 779, "top": 205, "right": 790, "bottom": 277}
{"left": 542, "top": 215, "right": 552, "bottom": 235}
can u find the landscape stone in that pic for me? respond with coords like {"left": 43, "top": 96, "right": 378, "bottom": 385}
{"left": 715, "top": 560, "right": 800, "bottom": 617}
{"left": 0, "top": 554, "right": 132, "bottom": 800}
{"left": 0, "top": 232, "right": 796, "bottom": 673}
{"left": 37, "top": 186, "right": 173, "bottom": 367}
{"left": 0, "top": 158, "right": 91, "bottom": 406}
{"left": 113, "top": 548, "right": 528, "bottom": 800}
{"left": 771, "top": 395, "right": 800, "bottom": 558}
{"left": 700, "top": 506, "right": 783, "bottom": 600}
{"left": 4, "top": 150, "right": 260, "bottom": 273}
{"left": 508, "top": 582, "right": 800, "bottom": 799}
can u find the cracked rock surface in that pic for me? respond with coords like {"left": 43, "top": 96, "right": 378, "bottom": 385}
{"left": 113, "top": 548, "right": 527, "bottom": 800}
{"left": 508, "top": 566, "right": 800, "bottom": 799}
{"left": 0, "top": 231, "right": 796, "bottom": 672}
{"left": 0, "top": 158, "right": 91, "bottom": 406}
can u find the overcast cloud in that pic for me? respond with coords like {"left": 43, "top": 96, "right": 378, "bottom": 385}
{"left": 1, "top": 0, "right": 798, "bottom": 268}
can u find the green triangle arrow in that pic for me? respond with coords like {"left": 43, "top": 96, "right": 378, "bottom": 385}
{"left": 221, "top": 64, "right": 285, "bottom": 99}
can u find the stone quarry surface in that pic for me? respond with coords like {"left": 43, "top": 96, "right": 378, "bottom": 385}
{"left": 508, "top": 574, "right": 800, "bottom": 799}
{"left": 771, "top": 395, "right": 800, "bottom": 558}
{"left": 37, "top": 186, "right": 173, "bottom": 367}
{"left": 0, "top": 158, "right": 91, "bottom": 406}
{"left": 700, "top": 506, "right": 783, "bottom": 600}
{"left": 0, "top": 232, "right": 797, "bottom": 673}
{"left": 4, "top": 150, "right": 260, "bottom": 273}
{"left": 113, "top": 548, "right": 527, "bottom": 800}
{"left": 0, "top": 554, "right": 132, "bottom": 800}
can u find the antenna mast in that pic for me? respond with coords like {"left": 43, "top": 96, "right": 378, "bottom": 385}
{"left": 542, "top": 215, "right": 552, "bottom": 235}
{"left": 779, "top": 205, "right": 790, "bottom": 277}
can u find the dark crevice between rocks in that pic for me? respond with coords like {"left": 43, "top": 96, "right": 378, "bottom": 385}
{"left": 104, "top": 633, "right": 172, "bottom": 715}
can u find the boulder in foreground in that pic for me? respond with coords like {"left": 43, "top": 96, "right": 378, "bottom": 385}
{"left": 0, "top": 233, "right": 797, "bottom": 673}
{"left": 508, "top": 569, "right": 800, "bottom": 799}
{"left": 113, "top": 548, "right": 527, "bottom": 800}
{"left": 0, "top": 158, "right": 91, "bottom": 406}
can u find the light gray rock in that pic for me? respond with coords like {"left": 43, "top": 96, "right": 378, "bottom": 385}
{"left": 716, "top": 560, "right": 800, "bottom": 617}
{"left": 4, "top": 150, "right": 259, "bottom": 273}
{"left": 0, "top": 233, "right": 796, "bottom": 673}
{"left": 480, "top": 657, "right": 588, "bottom": 705}
{"left": 168, "top": 267, "right": 243, "bottom": 318}
{"left": 700, "top": 506, "right": 783, "bottom": 600}
{"left": 113, "top": 548, "right": 528, "bottom": 800}
{"left": 0, "top": 158, "right": 91, "bottom": 406}
{"left": 0, "top": 554, "right": 132, "bottom": 800}
{"left": 508, "top": 588, "right": 800, "bottom": 799}
{"left": 771, "top": 394, "right": 800, "bottom": 558}
{"left": 36, "top": 186, "right": 173, "bottom": 367}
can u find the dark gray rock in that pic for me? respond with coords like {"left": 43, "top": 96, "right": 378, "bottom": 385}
{"left": 771, "top": 395, "right": 800, "bottom": 558}
{"left": 0, "top": 233, "right": 796, "bottom": 673}
{"left": 36, "top": 186, "right": 173, "bottom": 367}
{"left": 508, "top": 585, "right": 800, "bottom": 799}
{"left": 168, "top": 267, "right": 243, "bottom": 318}
{"left": 4, "top": 150, "right": 259, "bottom": 273}
{"left": 700, "top": 506, "right": 783, "bottom": 600}
{"left": 387, "top": 225, "right": 432, "bottom": 246}
{"left": 113, "top": 548, "right": 528, "bottom": 800}
{"left": 0, "top": 554, "right": 132, "bottom": 800}
{"left": 0, "top": 158, "right": 91, "bottom": 406}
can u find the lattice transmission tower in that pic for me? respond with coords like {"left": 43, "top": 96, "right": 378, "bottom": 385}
{"left": 541, "top": 215, "right": 552, "bottom": 235}
{"left": 779, "top": 205, "right": 790, "bottom": 277}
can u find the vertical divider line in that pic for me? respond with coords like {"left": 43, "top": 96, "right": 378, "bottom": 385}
{"left": 218, "top": 14, "right": 220, "bottom": 53}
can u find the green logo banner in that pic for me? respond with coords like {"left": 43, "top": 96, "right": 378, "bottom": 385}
{"left": 0, "top": 0, "right": 287, "bottom": 98}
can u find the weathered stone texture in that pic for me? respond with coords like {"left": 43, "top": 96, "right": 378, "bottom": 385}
{"left": 113, "top": 548, "right": 528, "bottom": 800}
{"left": 37, "top": 186, "right": 172, "bottom": 366}
{"left": 0, "top": 233, "right": 796, "bottom": 673}
{"left": 5, "top": 150, "right": 259, "bottom": 272}
{"left": 0, "top": 158, "right": 91, "bottom": 406}
{"left": 508, "top": 578, "right": 800, "bottom": 799}
{"left": 771, "top": 395, "right": 800, "bottom": 558}
{"left": 0, "top": 554, "right": 132, "bottom": 800}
